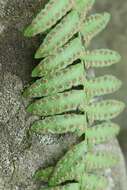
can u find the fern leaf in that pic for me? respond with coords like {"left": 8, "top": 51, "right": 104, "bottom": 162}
{"left": 31, "top": 114, "right": 87, "bottom": 135}
{"left": 85, "top": 75, "right": 122, "bottom": 97}
{"left": 49, "top": 160, "right": 85, "bottom": 186}
{"left": 85, "top": 152, "right": 119, "bottom": 170}
{"left": 24, "top": 64, "right": 85, "bottom": 98}
{"left": 33, "top": 167, "right": 53, "bottom": 182}
{"left": 24, "top": 0, "right": 95, "bottom": 38}
{"left": 86, "top": 122, "right": 120, "bottom": 144}
{"left": 35, "top": 10, "right": 84, "bottom": 58}
{"left": 24, "top": 0, "right": 74, "bottom": 37}
{"left": 49, "top": 141, "right": 87, "bottom": 186}
{"left": 48, "top": 148, "right": 116, "bottom": 186}
{"left": 80, "top": 13, "right": 110, "bottom": 45}
{"left": 87, "top": 99, "right": 125, "bottom": 121}
{"left": 48, "top": 151, "right": 117, "bottom": 186}
{"left": 26, "top": 66, "right": 122, "bottom": 100}
{"left": 40, "top": 183, "right": 79, "bottom": 190}
{"left": 82, "top": 49, "right": 121, "bottom": 68}
{"left": 23, "top": 1, "right": 125, "bottom": 190}
{"left": 27, "top": 90, "right": 86, "bottom": 116}
{"left": 80, "top": 173, "right": 107, "bottom": 190}
{"left": 32, "top": 37, "right": 84, "bottom": 77}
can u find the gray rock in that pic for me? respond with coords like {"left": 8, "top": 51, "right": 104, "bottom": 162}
{"left": 0, "top": 73, "right": 78, "bottom": 190}
{"left": 0, "top": 72, "right": 22, "bottom": 124}
{"left": 0, "top": 0, "right": 127, "bottom": 190}
{"left": 95, "top": 139, "right": 127, "bottom": 190}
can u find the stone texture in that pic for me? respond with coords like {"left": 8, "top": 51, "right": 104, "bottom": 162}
{"left": 0, "top": 72, "right": 78, "bottom": 190}
{"left": 0, "top": 0, "right": 127, "bottom": 190}
{"left": 0, "top": 73, "right": 22, "bottom": 124}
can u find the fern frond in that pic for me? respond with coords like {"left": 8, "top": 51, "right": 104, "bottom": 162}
{"left": 23, "top": 1, "right": 125, "bottom": 190}
{"left": 85, "top": 152, "right": 119, "bottom": 170}
{"left": 85, "top": 75, "right": 122, "bottom": 97}
{"left": 49, "top": 141, "right": 87, "bottom": 186}
{"left": 83, "top": 49, "right": 121, "bottom": 68}
{"left": 86, "top": 122, "right": 120, "bottom": 144}
{"left": 23, "top": 64, "right": 85, "bottom": 98}
{"left": 50, "top": 159, "right": 86, "bottom": 186}
{"left": 32, "top": 37, "right": 84, "bottom": 77}
{"left": 24, "top": 0, "right": 95, "bottom": 38}
{"left": 40, "top": 183, "right": 79, "bottom": 190}
{"left": 24, "top": 0, "right": 74, "bottom": 37}
{"left": 87, "top": 99, "right": 125, "bottom": 121}
{"left": 31, "top": 114, "right": 87, "bottom": 135}
{"left": 48, "top": 150, "right": 117, "bottom": 186}
{"left": 80, "top": 13, "right": 110, "bottom": 45}
{"left": 27, "top": 90, "right": 86, "bottom": 116}
{"left": 33, "top": 167, "right": 53, "bottom": 182}
{"left": 24, "top": 68, "right": 121, "bottom": 99}
{"left": 35, "top": 10, "right": 84, "bottom": 58}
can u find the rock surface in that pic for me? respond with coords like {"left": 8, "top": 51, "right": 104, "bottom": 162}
{"left": 0, "top": 0, "right": 127, "bottom": 190}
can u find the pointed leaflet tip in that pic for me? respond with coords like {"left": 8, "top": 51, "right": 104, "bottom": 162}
{"left": 27, "top": 103, "right": 35, "bottom": 113}
{"left": 22, "top": 88, "right": 29, "bottom": 98}
{"left": 34, "top": 49, "right": 42, "bottom": 59}
{"left": 31, "top": 67, "right": 40, "bottom": 77}
{"left": 100, "top": 12, "right": 111, "bottom": 26}
{"left": 31, "top": 65, "right": 43, "bottom": 77}
{"left": 104, "top": 12, "right": 111, "bottom": 22}
{"left": 23, "top": 85, "right": 37, "bottom": 98}
{"left": 24, "top": 25, "right": 34, "bottom": 37}
{"left": 31, "top": 61, "right": 44, "bottom": 77}
{"left": 81, "top": 12, "right": 111, "bottom": 45}
{"left": 33, "top": 167, "right": 54, "bottom": 182}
